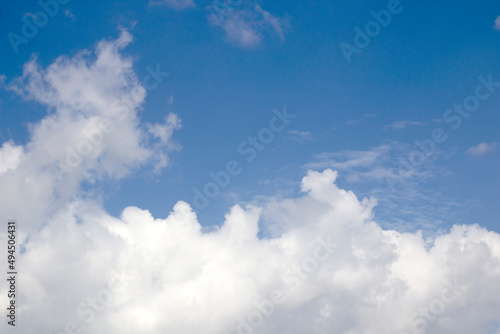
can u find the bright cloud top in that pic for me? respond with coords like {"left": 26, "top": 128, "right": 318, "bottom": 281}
{"left": 1, "top": 32, "right": 500, "bottom": 334}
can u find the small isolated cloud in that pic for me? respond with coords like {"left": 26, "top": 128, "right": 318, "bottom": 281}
{"left": 150, "top": 0, "right": 195, "bottom": 10}
{"left": 494, "top": 16, "right": 500, "bottom": 30}
{"left": 467, "top": 142, "right": 497, "bottom": 156}
{"left": 286, "top": 130, "right": 312, "bottom": 142}
{"left": 24, "top": 12, "right": 46, "bottom": 24}
{"left": 209, "top": 4, "right": 290, "bottom": 48}
{"left": 147, "top": 113, "right": 183, "bottom": 172}
{"left": 386, "top": 120, "right": 424, "bottom": 130}
{"left": 65, "top": 9, "right": 76, "bottom": 19}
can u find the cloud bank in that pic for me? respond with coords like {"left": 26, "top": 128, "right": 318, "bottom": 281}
{"left": 1, "top": 33, "right": 500, "bottom": 334}
{"left": 2, "top": 169, "right": 500, "bottom": 334}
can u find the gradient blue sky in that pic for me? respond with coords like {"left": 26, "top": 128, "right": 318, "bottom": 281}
{"left": 1, "top": 0, "right": 499, "bottom": 234}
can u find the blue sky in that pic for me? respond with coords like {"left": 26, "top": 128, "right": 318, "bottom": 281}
{"left": 1, "top": 0, "right": 500, "bottom": 234}
{"left": 2, "top": 1, "right": 500, "bottom": 333}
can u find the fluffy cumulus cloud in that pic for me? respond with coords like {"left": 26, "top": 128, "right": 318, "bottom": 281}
{"left": 1, "top": 33, "right": 500, "bottom": 334}
{"left": 1, "top": 169, "right": 500, "bottom": 333}
{"left": 209, "top": 3, "right": 290, "bottom": 48}
{"left": 0, "top": 30, "right": 181, "bottom": 234}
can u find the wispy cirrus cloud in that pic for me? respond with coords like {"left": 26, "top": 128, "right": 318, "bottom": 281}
{"left": 467, "top": 142, "right": 497, "bottom": 156}
{"left": 208, "top": 4, "right": 290, "bottom": 48}
{"left": 150, "top": 0, "right": 195, "bottom": 10}
{"left": 303, "top": 143, "right": 464, "bottom": 232}
{"left": 285, "top": 130, "right": 312, "bottom": 142}
{"left": 386, "top": 120, "right": 425, "bottom": 130}
{"left": 302, "top": 144, "right": 439, "bottom": 183}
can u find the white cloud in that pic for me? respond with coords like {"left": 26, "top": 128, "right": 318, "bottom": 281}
{"left": 386, "top": 120, "right": 424, "bottom": 130}
{"left": 286, "top": 130, "right": 312, "bottom": 142}
{"left": 305, "top": 145, "right": 393, "bottom": 173}
{"left": 0, "top": 141, "right": 23, "bottom": 175}
{"left": 1, "top": 169, "right": 500, "bottom": 333}
{"left": 147, "top": 113, "right": 182, "bottom": 172}
{"left": 495, "top": 16, "right": 500, "bottom": 30}
{"left": 209, "top": 4, "right": 290, "bottom": 48}
{"left": 303, "top": 144, "right": 463, "bottom": 232}
{"left": 303, "top": 144, "right": 437, "bottom": 186}
{"left": 65, "top": 9, "right": 76, "bottom": 19}
{"left": 0, "top": 31, "right": 181, "bottom": 233}
{"left": 467, "top": 142, "right": 496, "bottom": 156}
{"left": 150, "top": 0, "right": 195, "bottom": 10}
